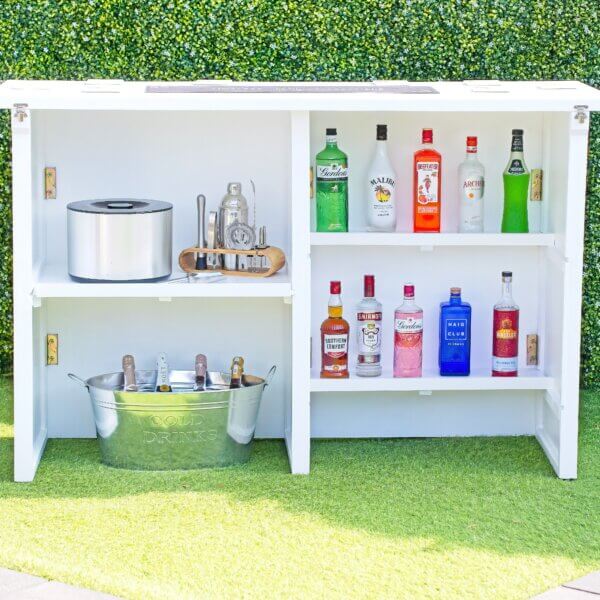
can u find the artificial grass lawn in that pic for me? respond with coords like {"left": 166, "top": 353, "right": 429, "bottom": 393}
{"left": 0, "top": 377, "right": 598, "bottom": 599}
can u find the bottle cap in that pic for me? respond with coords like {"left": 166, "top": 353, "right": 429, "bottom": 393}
{"left": 466, "top": 136, "right": 477, "bottom": 152}
{"left": 422, "top": 128, "right": 433, "bottom": 144}
{"left": 376, "top": 124, "right": 387, "bottom": 141}
{"left": 227, "top": 182, "right": 242, "bottom": 195}
{"left": 195, "top": 354, "right": 207, "bottom": 376}
{"left": 450, "top": 287, "right": 461, "bottom": 295}
{"left": 326, "top": 128, "right": 337, "bottom": 136}
{"left": 502, "top": 270, "right": 513, "bottom": 278}
{"left": 330, "top": 280, "right": 341, "bottom": 294}
{"left": 512, "top": 129, "right": 523, "bottom": 136}
{"left": 364, "top": 275, "right": 375, "bottom": 297}
{"left": 122, "top": 354, "right": 135, "bottom": 369}
{"left": 404, "top": 283, "right": 415, "bottom": 298}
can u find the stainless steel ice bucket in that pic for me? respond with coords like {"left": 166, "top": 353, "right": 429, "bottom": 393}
{"left": 68, "top": 367, "right": 275, "bottom": 470}
{"left": 67, "top": 198, "right": 173, "bottom": 282}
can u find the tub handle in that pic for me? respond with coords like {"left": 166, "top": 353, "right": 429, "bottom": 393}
{"left": 264, "top": 365, "right": 276, "bottom": 387}
{"left": 67, "top": 373, "right": 89, "bottom": 390}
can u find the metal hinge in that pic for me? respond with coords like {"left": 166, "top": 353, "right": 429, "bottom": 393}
{"left": 13, "top": 103, "right": 29, "bottom": 122}
{"left": 574, "top": 105, "right": 589, "bottom": 124}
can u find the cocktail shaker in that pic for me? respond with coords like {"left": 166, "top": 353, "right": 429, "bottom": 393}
{"left": 219, "top": 182, "right": 249, "bottom": 270}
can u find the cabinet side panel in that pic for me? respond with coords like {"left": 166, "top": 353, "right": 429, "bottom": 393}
{"left": 288, "top": 111, "right": 311, "bottom": 474}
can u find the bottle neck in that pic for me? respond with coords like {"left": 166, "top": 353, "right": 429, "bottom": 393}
{"left": 375, "top": 139, "right": 388, "bottom": 155}
{"left": 403, "top": 295, "right": 416, "bottom": 307}
{"left": 450, "top": 294, "right": 461, "bottom": 305}
{"left": 326, "top": 135, "right": 338, "bottom": 148}
{"left": 509, "top": 135, "right": 524, "bottom": 159}
{"left": 328, "top": 293, "right": 343, "bottom": 318}
{"left": 465, "top": 150, "right": 478, "bottom": 160}
{"left": 501, "top": 279, "right": 513, "bottom": 302}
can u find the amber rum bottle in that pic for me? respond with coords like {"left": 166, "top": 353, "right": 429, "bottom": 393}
{"left": 413, "top": 128, "right": 442, "bottom": 232}
{"left": 320, "top": 281, "right": 350, "bottom": 378}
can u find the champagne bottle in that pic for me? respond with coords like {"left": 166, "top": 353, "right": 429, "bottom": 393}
{"left": 155, "top": 352, "right": 172, "bottom": 392}
{"left": 122, "top": 354, "right": 138, "bottom": 392}
{"left": 194, "top": 354, "right": 207, "bottom": 391}
{"left": 230, "top": 356, "right": 244, "bottom": 389}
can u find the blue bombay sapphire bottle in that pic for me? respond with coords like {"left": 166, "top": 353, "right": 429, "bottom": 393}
{"left": 439, "top": 287, "right": 471, "bottom": 376}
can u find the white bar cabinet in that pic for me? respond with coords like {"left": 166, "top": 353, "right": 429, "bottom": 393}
{"left": 1, "top": 80, "right": 598, "bottom": 481}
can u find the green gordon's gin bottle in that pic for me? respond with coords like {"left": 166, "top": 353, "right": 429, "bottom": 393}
{"left": 502, "top": 129, "right": 530, "bottom": 233}
{"left": 316, "top": 128, "right": 348, "bottom": 232}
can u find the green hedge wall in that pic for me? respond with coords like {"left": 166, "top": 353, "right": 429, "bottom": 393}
{"left": 0, "top": 1, "right": 599, "bottom": 385}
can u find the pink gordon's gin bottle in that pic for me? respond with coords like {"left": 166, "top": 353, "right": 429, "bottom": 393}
{"left": 393, "top": 284, "right": 423, "bottom": 377}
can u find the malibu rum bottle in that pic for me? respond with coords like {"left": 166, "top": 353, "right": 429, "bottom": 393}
{"left": 492, "top": 271, "right": 519, "bottom": 377}
{"left": 413, "top": 128, "right": 442, "bottom": 232}
{"left": 320, "top": 280, "right": 350, "bottom": 378}
{"left": 502, "top": 129, "right": 529, "bottom": 233}
{"left": 366, "top": 124, "right": 396, "bottom": 232}
{"left": 316, "top": 128, "right": 348, "bottom": 232}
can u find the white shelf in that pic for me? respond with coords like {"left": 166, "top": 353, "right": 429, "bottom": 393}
{"left": 311, "top": 232, "right": 557, "bottom": 247}
{"left": 33, "top": 264, "right": 292, "bottom": 299}
{"left": 310, "top": 368, "right": 553, "bottom": 392}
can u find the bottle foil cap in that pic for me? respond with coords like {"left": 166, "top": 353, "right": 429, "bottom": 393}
{"left": 330, "top": 280, "right": 341, "bottom": 294}
{"left": 364, "top": 275, "right": 375, "bottom": 297}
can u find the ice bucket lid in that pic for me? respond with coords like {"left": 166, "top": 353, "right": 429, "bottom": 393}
{"left": 67, "top": 198, "right": 172, "bottom": 214}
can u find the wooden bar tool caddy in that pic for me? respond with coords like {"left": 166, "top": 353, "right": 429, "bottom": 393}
{"left": 178, "top": 245, "right": 285, "bottom": 278}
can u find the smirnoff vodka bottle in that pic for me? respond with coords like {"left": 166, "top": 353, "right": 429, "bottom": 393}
{"left": 492, "top": 271, "right": 519, "bottom": 377}
{"left": 356, "top": 275, "right": 382, "bottom": 377}
{"left": 393, "top": 284, "right": 423, "bottom": 377}
{"left": 366, "top": 124, "right": 396, "bottom": 232}
{"left": 458, "top": 136, "right": 484, "bottom": 232}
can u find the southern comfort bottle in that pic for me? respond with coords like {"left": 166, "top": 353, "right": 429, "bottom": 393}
{"left": 492, "top": 271, "right": 519, "bottom": 377}
{"left": 413, "top": 128, "right": 442, "bottom": 232}
{"left": 320, "top": 280, "right": 350, "bottom": 378}
{"left": 393, "top": 284, "right": 423, "bottom": 377}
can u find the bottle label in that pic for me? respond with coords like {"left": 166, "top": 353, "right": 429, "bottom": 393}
{"left": 416, "top": 162, "right": 439, "bottom": 207}
{"left": 323, "top": 334, "right": 348, "bottom": 358}
{"left": 462, "top": 176, "right": 484, "bottom": 202}
{"left": 317, "top": 164, "right": 348, "bottom": 181}
{"left": 395, "top": 316, "right": 423, "bottom": 333}
{"left": 507, "top": 159, "right": 526, "bottom": 175}
{"left": 444, "top": 318, "right": 468, "bottom": 342}
{"left": 493, "top": 309, "right": 519, "bottom": 372}
{"left": 357, "top": 312, "right": 382, "bottom": 355}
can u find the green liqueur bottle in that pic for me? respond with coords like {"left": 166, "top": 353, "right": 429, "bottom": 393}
{"left": 316, "top": 128, "right": 348, "bottom": 232}
{"left": 502, "top": 129, "right": 530, "bottom": 233}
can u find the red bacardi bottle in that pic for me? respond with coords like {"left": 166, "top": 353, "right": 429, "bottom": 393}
{"left": 492, "top": 271, "right": 519, "bottom": 377}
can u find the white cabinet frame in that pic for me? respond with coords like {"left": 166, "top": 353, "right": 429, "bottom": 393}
{"left": 2, "top": 80, "right": 598, "bottom": 481}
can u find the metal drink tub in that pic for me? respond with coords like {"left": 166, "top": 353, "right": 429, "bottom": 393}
{"left": 68, "top": 367, "right": 275, "bottom": 470}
